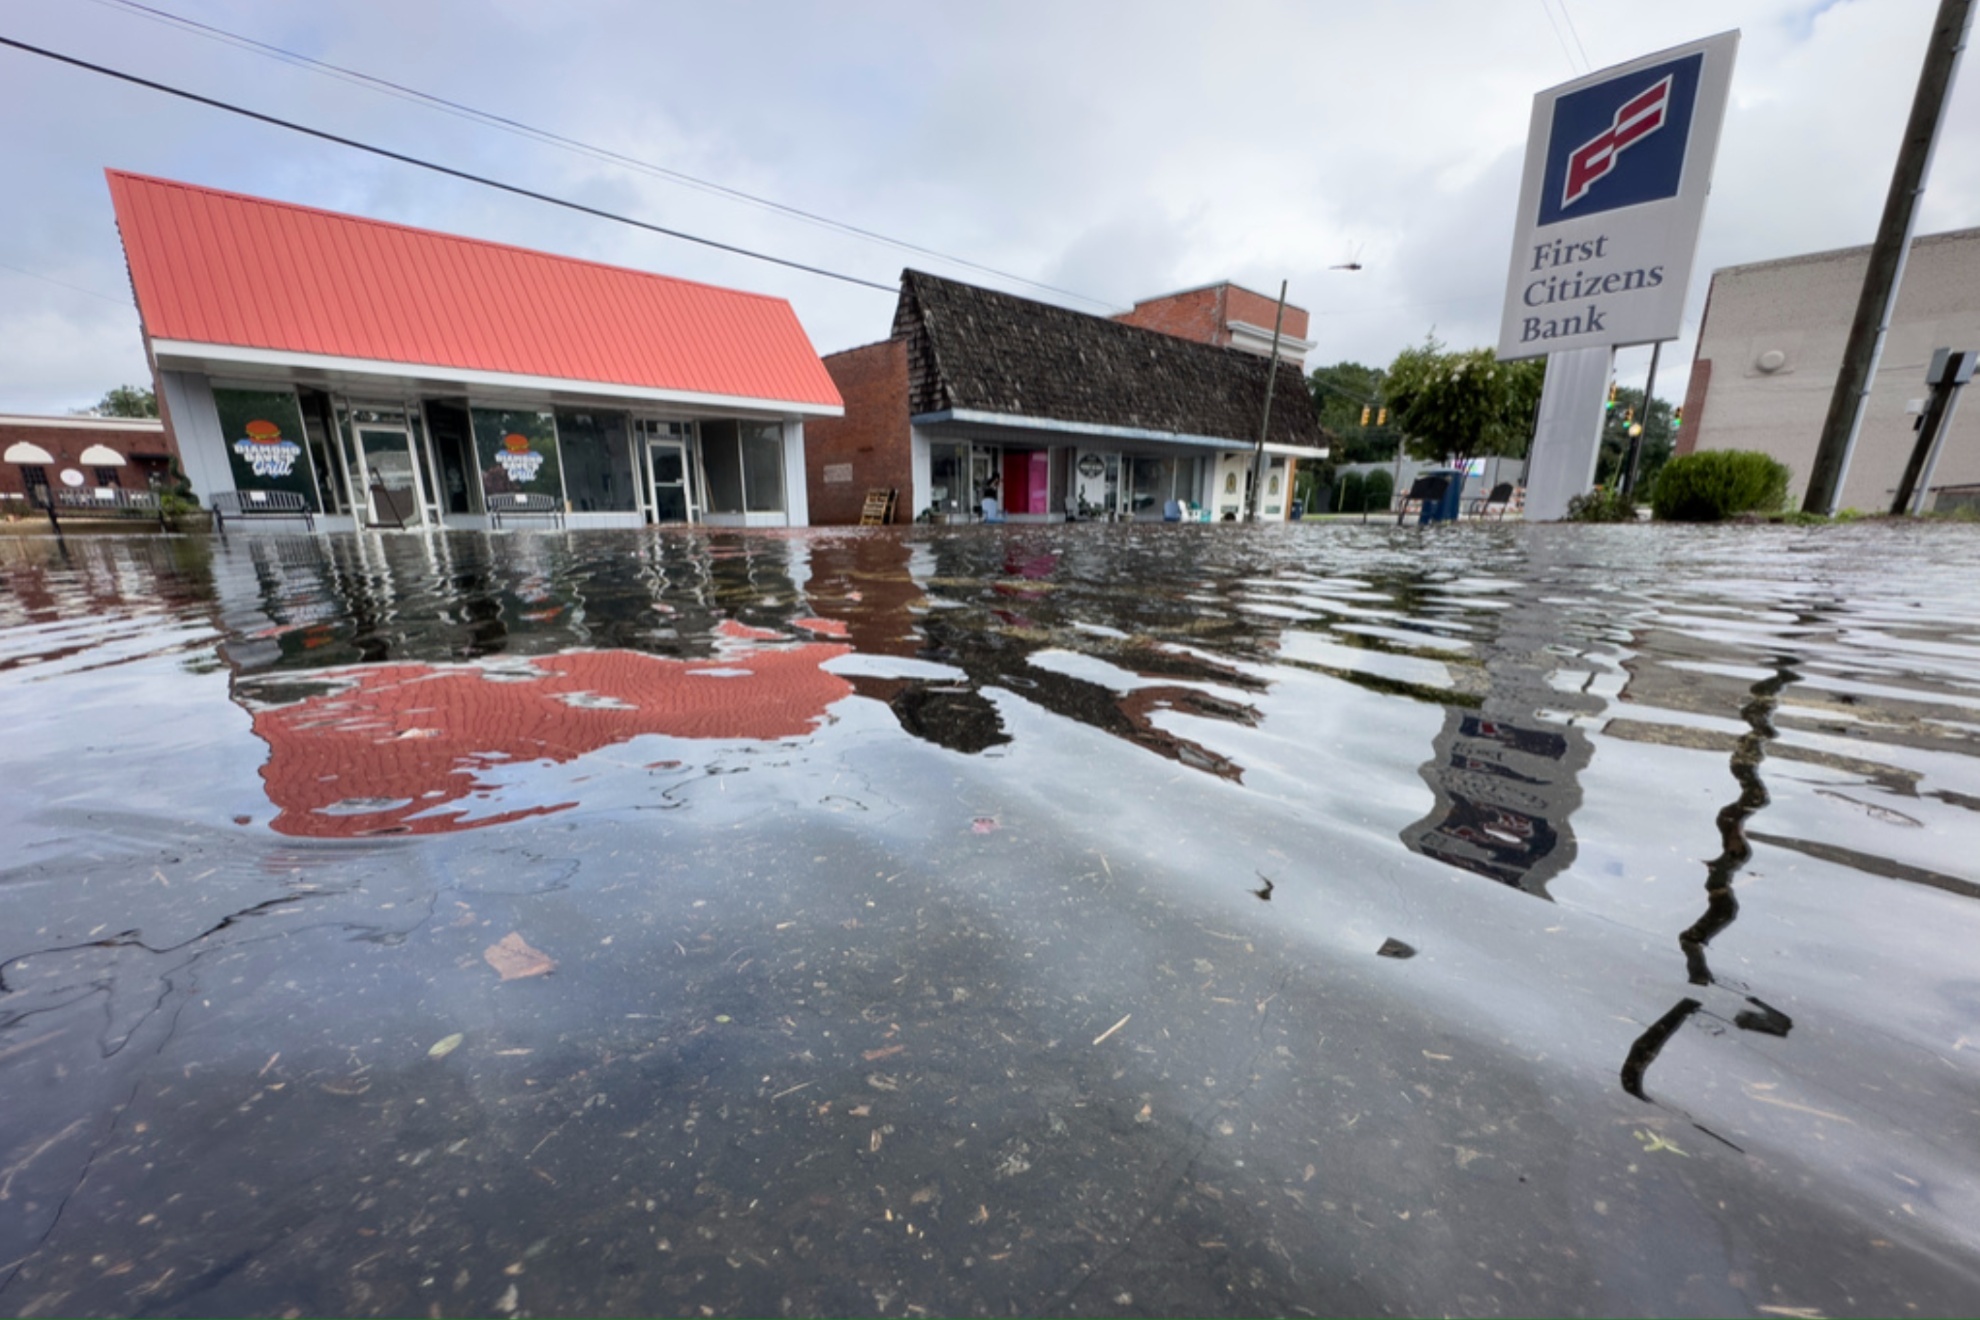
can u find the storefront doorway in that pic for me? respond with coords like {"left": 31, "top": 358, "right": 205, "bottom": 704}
{"left": 356, "top": 423, "right": 425, "bottom": 528}
{"left": 642, "top": 420, "right": 696, "bottom": 524}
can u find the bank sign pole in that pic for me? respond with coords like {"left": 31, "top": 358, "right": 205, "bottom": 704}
{"left": 1498, "top": 31, "right": 1739, "bottom": 521}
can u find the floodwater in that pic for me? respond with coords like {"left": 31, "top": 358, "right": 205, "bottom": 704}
{"left": 2, "top": 523, "right": 1979, "bottom": 1318}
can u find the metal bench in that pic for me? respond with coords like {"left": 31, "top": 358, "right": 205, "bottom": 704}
{"left": 210, "top": 489, "right": 316, "bottom": 533}
{"left": 488, "top": 492, "right": 566, "bottom": 529}
{"left": 54, "top": 487, "right": 170, "bottom": 530}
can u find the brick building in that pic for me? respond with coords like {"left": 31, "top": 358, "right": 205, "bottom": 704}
{"left": 1114, "top": 282, "right": 1314, "bottom": 368}
{"left": 0, "top": 414, "right": 178, "bottom": 511}
{"left": 805, "top": 271, "right": 1328, "bottom": 526}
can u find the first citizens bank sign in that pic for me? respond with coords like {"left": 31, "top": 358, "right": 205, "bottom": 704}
{"left": 1498, "top": 32, "right": 1739, "bottom": 360}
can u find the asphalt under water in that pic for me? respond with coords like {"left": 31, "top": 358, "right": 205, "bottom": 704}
{"left": 3, "top": 521, "right": 1980, "bottom": 1317}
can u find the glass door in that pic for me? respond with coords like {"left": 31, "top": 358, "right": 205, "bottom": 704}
{"left": 647, "top": 440, "right": 694, "bottom": 524}
{"left": 358, "top": 425, "right": 425, "bottom": 528}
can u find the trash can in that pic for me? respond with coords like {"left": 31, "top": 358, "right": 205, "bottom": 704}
{"left": 1420, "top": 469, "right": 1465, "bottom": 524}
{"left": 1289, "top": 500, "right": 1304, "bottom": 521}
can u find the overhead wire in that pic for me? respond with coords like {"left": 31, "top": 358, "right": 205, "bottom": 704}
{"left": 0, "top": 33, "right": 902, "bottom": 294}
{"left": 84, "top": 0, "right": 1119, "bottom": 312}
{"left": 1554, "top": 0, "right": 1594, "bottom": 73}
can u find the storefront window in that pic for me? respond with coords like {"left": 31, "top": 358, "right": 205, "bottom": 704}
{"left": 741, "top": 422, "right": 785, "bottom": 513}
{"left": 1129, "top": 456, "right": 1174, "bottom": 519}
{"left": 471, "top": 408, "right": 562, "bottom": 503}
{"left": 930, "top": 443, "right": 964, "bottom": 515}
{"left": 700, "top": 419, "right": 744, "bottom": 513}
{"left": 555, "top": 409, "right": 636, "bottom": 512}
{"left": 425, "top": 400, "right": 479, "bottom": 515}
{"left": 214, "top": 386, "right": 322, "bottom": 510}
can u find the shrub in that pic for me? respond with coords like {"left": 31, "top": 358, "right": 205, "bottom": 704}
{"left": 1566, "top": 487, "right": 1636, "bottom": 522}
{"left": 1363, "top": 468, "right": 1395, "bottom": 512}
{"left": 1650, "top": 450, "right": 1790, "bottom": 522}
{"left": 1334, "top": 471, "right": 1365, "bottom": 514}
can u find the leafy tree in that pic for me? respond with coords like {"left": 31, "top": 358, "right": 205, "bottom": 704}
{"left": 1308, "top": 361, "right": 1396, "bottom": 464}
{"left": 1381, "top": 338, "right": 1545, "bottom": 468}
{"left": 1596, "top": 385, "right": 1674, "bottom": 492}
{"left": 94, "top": 384, "right": 158, "bottom": 418}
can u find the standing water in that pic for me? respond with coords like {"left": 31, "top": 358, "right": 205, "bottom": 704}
{"left": 3, "top": 522, "right": 1979, "bottom": 1316}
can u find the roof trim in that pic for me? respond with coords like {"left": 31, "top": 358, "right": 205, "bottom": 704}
{"left": 0, "top": 414, "right": 166, "bottom": 431}
{"left": 151, "top": 340, "right": 844, "bottom": 417}
{"left": 913, "top": 407, "right": 1260, "bottom": 451}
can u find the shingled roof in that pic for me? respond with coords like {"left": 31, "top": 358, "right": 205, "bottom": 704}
{"left": 893, "top": 270, "right": 1327, "bottom": 449}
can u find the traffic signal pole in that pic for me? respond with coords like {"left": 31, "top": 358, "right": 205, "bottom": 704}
{"left": 1622, "top": 341, "right": 1662, "bottom": 498}
{"left": 1803, "top": 0, "right": 1973, "bottom": 513}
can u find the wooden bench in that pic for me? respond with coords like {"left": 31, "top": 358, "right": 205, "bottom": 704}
{"left": 210, "top": 489, "right": 315, "bottom": 533}
{"left": 54, "top": 487, "right": 169, "bottom": 530}
{"left": 488, "top": 492, "right": 566, "bottom": 529}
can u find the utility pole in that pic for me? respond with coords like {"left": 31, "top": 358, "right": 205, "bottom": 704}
{"left": 1803, "top": 0, "right": 1973, "bottom": 513}
{"left": 1245, "top": 281, "right": 1289, "bottom": 523}
{"left": 1891, "top": 348, "right": 1976, "bottom": 513}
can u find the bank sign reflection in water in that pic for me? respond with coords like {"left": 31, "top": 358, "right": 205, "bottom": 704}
{"left": 237, "top": 624, "right": 852, "bottom": 836}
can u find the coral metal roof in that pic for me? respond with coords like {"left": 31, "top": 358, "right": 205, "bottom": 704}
{"left": 106, "top": 170, "right": 842, "bottom": 409}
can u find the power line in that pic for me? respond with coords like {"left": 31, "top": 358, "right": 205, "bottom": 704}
{"left": 1554, "top": 0, "right": 1594, "bottom": 73}
{"left": 1534, "top": 0, "right": 1585, "bottom": 75}
{"left": 86, "top": 0, "right": 1118, "bottom": 313}
{"left": 0, "top": 33, "right": 900, "bottom": 294}
{"left": 0, "top": 259, "right": 135, "bottom": 306}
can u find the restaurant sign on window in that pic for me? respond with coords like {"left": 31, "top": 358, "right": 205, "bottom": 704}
{"left": 215, "top": 387, "right": 321, "bottom": 509}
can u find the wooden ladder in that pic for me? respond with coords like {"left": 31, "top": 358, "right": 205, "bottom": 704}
{"left": 859, "top": 488, "right": 896, "bottom": 525}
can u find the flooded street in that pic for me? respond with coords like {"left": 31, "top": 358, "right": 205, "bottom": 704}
{"left": 4, "top": 522, "right": 1980, "bottom": 1317}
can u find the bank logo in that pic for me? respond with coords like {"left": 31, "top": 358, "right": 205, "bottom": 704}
{"left": 1538, "top": 53, "right": 1701, "bottom": 226}
{"left": 233, "top": 418, "right": 301, "bottom": 478}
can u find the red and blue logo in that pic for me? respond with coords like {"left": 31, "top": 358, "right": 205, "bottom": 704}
{"left": 1539, "top": 53, "right": 1702, "bottom": 225}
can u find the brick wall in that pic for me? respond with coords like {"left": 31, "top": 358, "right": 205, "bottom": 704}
{"left": 1116, "top": 284, "right": 1309, "bottom": 347}
{"left": 803, "top": 339, "right": 912, "bottom": 525}
{"left": 1674, "top": 358, "right": 1710, "bottom": 457}
{"left": 1115, "top": 287, "right": 1223, "bottom": 344}
{"left": 1222, "top": 285, "right": 1309, "bottom": 341}
{"left": 0, "top": 418, "right": 177, "bottom": 503}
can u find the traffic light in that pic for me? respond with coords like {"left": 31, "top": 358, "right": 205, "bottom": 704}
{"left": 1376, "top": 407, "right": 1387, "bottom": 426}
{"left": 1622, "top": 407, "right": 1634, "bottom": 426}
{"left": 1672, "top": 406, "right": 1683, "bottom": 428}
{"left": 1360, "top": 405, "right": 1371, "bottom": 426}
{"left": 1606, "top": 382, "right": 1618, "bottom": 412}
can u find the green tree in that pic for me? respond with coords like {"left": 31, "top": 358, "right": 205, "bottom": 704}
{"left": 1596, "top": 385, "right": 1674, "bottom": 492}
{"left": 94, "top": 384, "right": 158, "bottom": 418}
{"left": 1381, "top": 338, "right": 1545, "bottom": 468}
{"left": 1308, "top": 361, "right": 1395, "bottom": 463}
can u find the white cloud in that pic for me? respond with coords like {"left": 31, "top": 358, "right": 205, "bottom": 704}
{"left": 0, "top": 0, "right": 1972, "bottom": 414}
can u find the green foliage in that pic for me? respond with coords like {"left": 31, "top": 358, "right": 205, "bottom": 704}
{"left": 1333, "top": 471, "right": 1364, "bottom": 514}
{"left": 155, "top": 459, "right": 200, "bottom": 530}
{"left": 1565, "top": 487, "right": 1637, "bottom": 522}
{"left": 1650, "top": 450, "right": 1791, "bottom": 522}
{"left": 95, "top": 384, "right": 158, "bottom": 418}
{"left": 1382, "top": 338, "right": 1544, "bottom": 467}
{"left": 1362, "top": 468, "right": 1394, "bottom": 513}
{"left": 1308, "top": 362, "right": 1394, "bottom": 463}
{"left": 1597, "top": 384, "right": 1675, "bottom": 492}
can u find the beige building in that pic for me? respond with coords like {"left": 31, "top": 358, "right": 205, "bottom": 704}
{"left": 1676, "top": 227, "right": 1980, "bottom": 511}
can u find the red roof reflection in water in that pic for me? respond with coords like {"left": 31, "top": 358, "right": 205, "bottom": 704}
{"left": 251, "top": 640, "right": 852, "bottom": 837}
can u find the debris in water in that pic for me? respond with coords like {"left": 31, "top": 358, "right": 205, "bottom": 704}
{"left": 1092, "top": 1013, "right": 1131, "bottom": 1046}
{"left": 1377, "top": 938, "right": 1416, "bottom": 960}
{"left": 971, "top": 816, "right": 999, "bottom": 834}
{"left": 428, "top": 1033, "right": 465, "bottom": 1059}
{"left": 485, "top": 932, "right": 557, "bottom": 981}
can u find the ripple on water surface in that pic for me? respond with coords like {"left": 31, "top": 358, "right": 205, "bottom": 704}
{"left": 2, "top": 522, "right": 1980, "bottom": 1316}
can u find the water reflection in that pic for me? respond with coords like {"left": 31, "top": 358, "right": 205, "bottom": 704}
{"left": 7, "top": 525, "right": 1980, "bottom": 1317}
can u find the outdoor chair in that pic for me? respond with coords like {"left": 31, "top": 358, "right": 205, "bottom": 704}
{"left": 1472, "top": 481, "right": 1517, "bottom": 519}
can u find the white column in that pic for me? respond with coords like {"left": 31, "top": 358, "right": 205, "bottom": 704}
{"left": 157, "top": 370, "right": 230, "bottom": 502}
{"left": 1522, "top": 347, "right": 1610, "bottom": 521}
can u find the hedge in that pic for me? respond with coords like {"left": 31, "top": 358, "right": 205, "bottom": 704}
{"left": 1650, "top": 450, "right": 1790, "bottom": 522}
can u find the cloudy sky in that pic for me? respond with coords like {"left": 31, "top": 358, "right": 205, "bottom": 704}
{"left": 2, "top": 0, "right": 1975, "bottom": 416}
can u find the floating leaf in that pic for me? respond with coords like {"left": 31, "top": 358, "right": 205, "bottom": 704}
{"left": 485, "top": 932, "right": 557, "bottom": 981}
{"left": 429, "top": 1033, "right": 465, "bottom": 1059}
